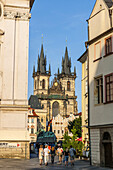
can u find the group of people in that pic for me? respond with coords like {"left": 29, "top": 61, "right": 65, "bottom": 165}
{"left": 39, "top": 144, "right": 76, "bottom": 166}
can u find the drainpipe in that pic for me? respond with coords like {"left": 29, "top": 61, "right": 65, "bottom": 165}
{"left": 86, "top": 19, "right": 92, "bottom": 165}
{"left": 109, "top": 9, "right": 112, "bottom": 28}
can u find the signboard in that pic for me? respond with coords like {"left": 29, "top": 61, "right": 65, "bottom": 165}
{"left": 0, "top": 143, "right": 21, "bottom": 148}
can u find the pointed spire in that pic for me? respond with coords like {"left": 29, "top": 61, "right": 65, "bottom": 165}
{"left": 74, "top": 66, "right": 76, "bottom": 75}
{"left": 58, "top": 68, "right": 59, "bottom": 75}
{"left": 65, "top": 46, "right": 68, "bottom": 61}
{"left": 37, "top": 54, "right": 40, "bottom": 72}
{"left": 40, "top": 44, "right": 46, "bottom": 73}
{"left": 49, "top": 64, "right": 51, "bottom": 75}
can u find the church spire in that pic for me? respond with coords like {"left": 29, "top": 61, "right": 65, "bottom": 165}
{"left": 63, "top": 46, "right": 71, "bottom": 75}
{"left": 40, "top": 44, "right": 46, "bottom": 73}
{"left": 49, "top": 64, "right": 51, "bottom": 75}
{"left": 37, "top": 54, "right": 40, "bottom": 72}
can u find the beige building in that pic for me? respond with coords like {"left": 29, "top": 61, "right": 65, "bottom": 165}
{"left": 29, "top": 44, "right": 78, "bottom": 133}
{"left": 28, "top": 108, "right": 39, "bottom": 143}
{"left": 0, "top": 0, "right": 34, "bottom": 159}
{"left": 52, "top": 113, "right": 76, "bottom": 141}
{"left": 86, "top": 0, "right": 113, "bottom": 167}
{"left": 78, "top": 50, "right": 89, "bottom": 147}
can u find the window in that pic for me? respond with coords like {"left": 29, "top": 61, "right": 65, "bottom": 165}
{"left": 54, "top": 130, "right": 56, "bottom": 134}
{"left": 35, "top": 80, "right": 36, "bottom": 89}
{"left": 41, "top": 117, "right": 43, "bottom": 122}
{"left": 62, "top": 130, "right": 64, "bottom": 134}
{"left": 94, "top": 41, "right": 101, "bottom": 60}
{"left": 67, "top": 81, "right": 70, "bottom": 91}
{"left": 31, "top": 118, "right": 34, "bottom": 123}
{"left": 105, "top": 36, "right": 112, "bottom": 55}
{"left": 42, "top": 79, "right": 45, "bottom": 89}
{"left": 105, "top": 74, "right": 113, "bottom": 103}
{"left": 27, "top": 119, "right": 29, "bottom": 123}
{"left": 94, "top": 76, "right": 103, "bottom": 104}
{"left": 85, "top": 80, "right": 88, "bottom": 94}
{"left": 31, "top": 128, "right": 34, "bottom": 134}
{"left": 58, "top": 130, "right": 60, "bottom": 134}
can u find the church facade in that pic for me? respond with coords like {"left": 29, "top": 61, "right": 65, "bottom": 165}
{"left": 29, "top": 44, "right": 78, "bottom": 133}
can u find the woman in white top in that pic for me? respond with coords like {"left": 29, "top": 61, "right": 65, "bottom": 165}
{"left": 44, "top": 145, "right": 50, "bottom": 166}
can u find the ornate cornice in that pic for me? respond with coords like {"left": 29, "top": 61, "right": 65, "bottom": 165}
{"left": 4, "top": 11, "right": 31, "bottom": 20}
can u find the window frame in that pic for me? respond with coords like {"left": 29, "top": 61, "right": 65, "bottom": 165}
{"left": 94, "top": 76, "right": 103, "bottom": 105}
{"left": 94, "top": 41, "right": 101, "bottom": 61}
{"left": 105, "top": 36, "right": 112, "bottom": 56}
{"left": 105, "top": 73, "right": 113, "bottom": 103}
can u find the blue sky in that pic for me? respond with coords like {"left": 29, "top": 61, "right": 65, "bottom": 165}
{"left": 28, "top": 0, "right": 95, "bottom": 112}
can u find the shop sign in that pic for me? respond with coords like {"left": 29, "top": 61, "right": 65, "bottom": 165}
{"left": 0, "top": 143, "right": 21, "bottom": 148}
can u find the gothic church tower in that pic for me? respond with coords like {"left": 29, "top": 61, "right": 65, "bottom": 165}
{"left": 33, "top": 44, "right": 51, "bottom": 95}
{"left": 57, "top": 46, "right": 77, "bottom": 115}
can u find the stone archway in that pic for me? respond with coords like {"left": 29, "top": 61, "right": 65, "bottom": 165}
{"left": 103, "top": 132, "right": 112, "bottom": 167}
{"left": 52, "top": 101, "right": 59, "bottom": 117}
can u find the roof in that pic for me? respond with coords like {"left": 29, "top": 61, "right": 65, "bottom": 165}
{"left": 30, "top": 0, "right": 35, "bottom": 9}
{"left": 77, "top": 49, "right": 88, "bottom": 63}
{"left": 104, "top": 0, "right": 113, "bottom": 8}
{"left": 29, "top": 95, "right": 43, "bottom": 109}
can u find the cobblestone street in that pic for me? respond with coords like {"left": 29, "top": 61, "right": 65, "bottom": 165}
{"left": 0, "top": 154, "right": 112, "bottom": 170}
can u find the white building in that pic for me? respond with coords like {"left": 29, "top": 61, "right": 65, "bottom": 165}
{"left": 0, "top": 0, "right": 34, "bottom": 159}
{"left": 52, "top": 114, "right": 76, "bottom": 141}
{"left": 87, "top": 0, "right": 113, "bottom": 167}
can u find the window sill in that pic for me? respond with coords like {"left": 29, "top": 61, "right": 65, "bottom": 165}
{"left": 104, "top": 100, "right": 113, "bottom": 104}
{"left": 103, "top": 52, "right": 113, "bottom": 58}
{"left": 94, "top": 103, "right": 103, "bottom": 106}
{"left": 93, "top": 57, "right": 102, "bottom": 62}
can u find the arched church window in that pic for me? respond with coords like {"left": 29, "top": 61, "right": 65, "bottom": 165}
{"left": 67, "top": 81, "right": 70, "bottom": 91}
{"left": 103, "top": 132, "right": 111, "bottom": 140}
{"left": 42, "top": 79, "right": 45, "bottom": 89}
{"left": 52, "top": 101, "right": 59, "bottom": 117}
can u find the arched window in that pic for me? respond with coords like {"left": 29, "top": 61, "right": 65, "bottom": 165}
{"left": 42, "top": 79, "right": 45, "bottom": 89}
{"left": 67, "top": 81, "right": 70, "bottom": 91}
{"left": 52, "top": 101, "right": 59, "bottom": 117}
{"left": 103, "top": 132, "right": 111, "bottom": 140}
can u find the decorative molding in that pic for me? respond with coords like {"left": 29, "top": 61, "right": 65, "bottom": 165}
{"left": 4, "top": 11, "right": 31, "bottom": 20}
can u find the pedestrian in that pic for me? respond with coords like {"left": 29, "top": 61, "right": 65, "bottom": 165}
{"left": 39, "top": 145, "right": 44, "bottom": 165}
{"left": 57, "top": 145, "right": 63, "bottom": 164}
{"left": 44, "top": 145, "right": 50, "bottom": 166}
{"left": 69, "top": 145, "right": 76, "bottom": 166}
{"left": 64, "top": 148, "right": 69, "bottom": 166}
{"left": 50, "top": 146, "right": 55, "bottom": 164}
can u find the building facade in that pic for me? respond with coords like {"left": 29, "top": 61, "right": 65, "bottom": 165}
{"left": 87, "top": 0, "right": 113, "bottom": 167}
{"left": 29, "top": 44, "right": 78, "bottom": 134}
{"left": 0, "top": 0, "right": 34, "bottom": 159}
{"left": 52, "top": 113, "right": 76, "bottom": 141}
{"left": 78, "top": 50, "right": 89, "bottom": 147}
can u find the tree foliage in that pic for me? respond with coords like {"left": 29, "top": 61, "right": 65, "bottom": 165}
{"left": 68, "top": 116, "right": 82, "bottom": 138}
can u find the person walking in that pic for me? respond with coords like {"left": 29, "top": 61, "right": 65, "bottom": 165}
{"left": 57, "top": 146, "right": 63, "bottom": 164}
{"left": 64, "top": 148, "right": 69, "bottom": 166}
{"left": 39, "top": 145, "right": 44, "bottom": 165}
{"left": 50, "top": 146, "right": 55, "bottom": 164}
{"left": 69, "top": 145, "right": 76, "bottom": 166}
{"left": 44, "top": 145, "right": 50, "bottom": 166}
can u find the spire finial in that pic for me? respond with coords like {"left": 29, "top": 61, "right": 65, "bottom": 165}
{"left": 66, "top": 37, "right": 67, "bottom": 47}
{"left": 42, "top": 34, "right": 43, "bottom": 44}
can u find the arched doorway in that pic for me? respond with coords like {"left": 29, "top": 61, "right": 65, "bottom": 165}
{"left": 103, "top": 132, "right": 112, "bottom": 167}
{"left": 52, "top": 101, "right": 59, "bottom": 117}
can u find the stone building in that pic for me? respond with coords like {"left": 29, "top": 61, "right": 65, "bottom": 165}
{"left": 29, "top": 44, "right": 78, "bottom": 132}
{"left": 0, "top": 0, "right": 34, "bottom": 159}
{"left": 86, "top": 0, "right": 113, "bottom": 168}
{"left": 78, "top": 50, "right": 89, "bottom": 147}
{"left": 52, "top": 113, "right": 76, "bottom": 141}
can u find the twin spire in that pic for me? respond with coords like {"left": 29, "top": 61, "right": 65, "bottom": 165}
{"left": 33, "top": 44, "right": 76, "bottom": 78}
{"left": 33, "top": 44, "right": 51, "bottom": 76}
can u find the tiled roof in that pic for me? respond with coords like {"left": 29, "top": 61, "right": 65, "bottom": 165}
{"left": 104, "top": 0, "right": 113, "bottom": 8}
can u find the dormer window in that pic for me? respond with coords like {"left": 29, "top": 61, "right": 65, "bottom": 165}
{"left": 67, "top": 81, "right": 70, "bottom": 91}
{"left": 42, "top": 79, "right": 45, "bottom": 89}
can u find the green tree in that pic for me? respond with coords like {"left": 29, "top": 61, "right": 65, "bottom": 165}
{"left": 62, "top": 131, "right": 71, "bottom": 150}
{"left": 68, "top": 116, "right": 82, "bottom": 138}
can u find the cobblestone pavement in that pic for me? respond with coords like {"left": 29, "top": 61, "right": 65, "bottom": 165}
{"left": 0, "top": 154, "right": 112, "bottom": 170}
